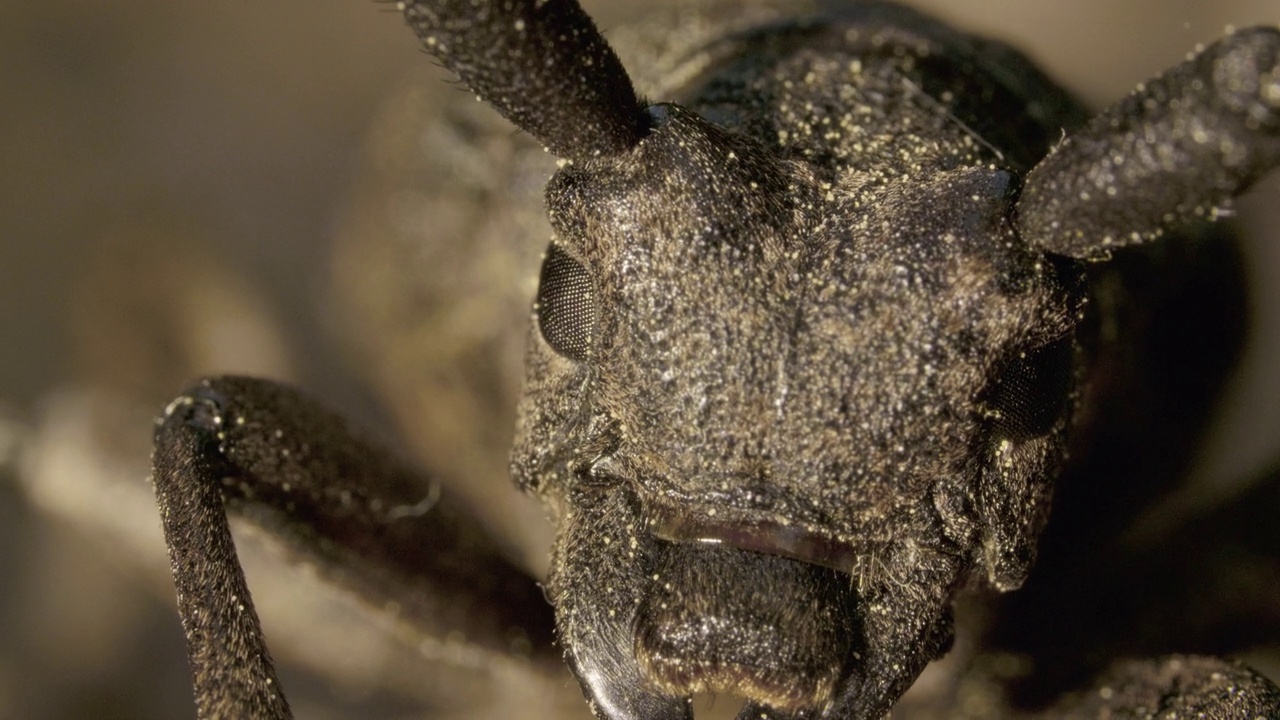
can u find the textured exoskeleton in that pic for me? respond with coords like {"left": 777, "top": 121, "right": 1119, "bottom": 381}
{"left": 150, "top": 1, "right": 1280, "bottom": 718}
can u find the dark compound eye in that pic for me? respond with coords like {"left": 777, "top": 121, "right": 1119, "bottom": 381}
{"left": 536, "top": 243, "right": 597, "bottom": 362}
{"left": 985, "top": 336, "right": 1075, "bottom": 442}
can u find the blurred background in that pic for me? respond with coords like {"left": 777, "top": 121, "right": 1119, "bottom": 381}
{"left": 1, "top": 1, "right": 1278, "bottom": 718}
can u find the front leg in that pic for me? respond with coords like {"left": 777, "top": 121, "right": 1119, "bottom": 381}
{"left": 152, "top": 376, "right": 555, "bottom": 719}
{"left": 1037, "top": 655, "right": 1280, "bottom": 719}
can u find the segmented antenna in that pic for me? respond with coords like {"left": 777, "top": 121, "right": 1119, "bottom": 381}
{"left": 398, "top": 0, "right": 649, "bottom": 160}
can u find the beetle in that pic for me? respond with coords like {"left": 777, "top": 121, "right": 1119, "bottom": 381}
{"left": 144, "top": 0, "right": 1280, "bottom": 718}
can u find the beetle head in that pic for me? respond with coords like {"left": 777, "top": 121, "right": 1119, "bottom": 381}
{"left": 513, "top": 96, "right": 1081, "bottom": 715}
{"left": 400, "top": 1, "right": 1085, "bottom": 717}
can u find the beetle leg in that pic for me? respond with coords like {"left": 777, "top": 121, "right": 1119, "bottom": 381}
{"left": 151, "top": 375, "right": 555, "bottom": 719}
{"left": 1036, "top": 656, "right": 1280, "bottom": 717}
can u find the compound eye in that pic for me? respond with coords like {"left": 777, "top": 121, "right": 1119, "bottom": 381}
{"left": 985, "top": 336, "right": 1075, "bottom": 442}
{"left": 535, "top": 243, "right": 597, "bottom": 362}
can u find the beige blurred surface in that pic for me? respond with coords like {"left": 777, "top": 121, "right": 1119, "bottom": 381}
{"left": 1, "top": 1, "right": 1278, "bottom": 718}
